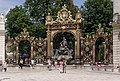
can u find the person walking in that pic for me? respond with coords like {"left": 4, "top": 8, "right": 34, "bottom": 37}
{"left": 59, "top": 60, "right": 63, "bottom": 73}
{"left": 47, "top": 58, "right": 52, "bottom": 71}
{"left": 25, "top": 58, "right": 29, "bottom": 64}
{"left": 2, "top": 61, "right": 7, "bottom": 72}
{"left": 31, "top": 59, "right": 34, "bottom": 69}
{"left": 19, "top": 59, "right": 23, "bottom": 69}
{"left": 54, "top": 60, "right": 58, "bottom": 69}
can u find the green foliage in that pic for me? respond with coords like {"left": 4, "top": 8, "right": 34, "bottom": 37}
{"left": 5, "top": 0, "right": 78, "bottom": 53}
{"left": 81, "top": 0, "right": 113, "bottom": 35}
{"left": 19, "top": 40, "right": 31, "bottom": 54}
{"left": 96, "top": 37, "right": 105, "bottom": 62}
{"left": 6, "top": 5, "right": 31, "bottom": 38}
{"left": 24, "top": 0, "right": 78, "bottom": 22}
{"left": 6, "top": 0, "right": 78, "bottom": 39}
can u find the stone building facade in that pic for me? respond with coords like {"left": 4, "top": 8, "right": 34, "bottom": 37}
{"left": 112, "top": 0, "right": 120, "bottom": 66}
{"left": 0, "top": 13, "right": 5, "bottom": 64}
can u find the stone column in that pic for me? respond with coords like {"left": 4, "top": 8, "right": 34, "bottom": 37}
{"left": 76, "top": 28, "right": 80, "bottom": 59}
{"left": 47, "top": 29, "right": 51, "bottom": 58}
{"left": 0, "top": 13, "right": 5, "bottom": 63}
{"left": 112, "top": 23, "right": 120, "bottom": 67}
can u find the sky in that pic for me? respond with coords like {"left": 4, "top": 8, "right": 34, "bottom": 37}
{"left": 0, "top": 0, "right": 85, "bottom": 16}
{"left": 73, "top": 0, "right": 85, "bottom": 7}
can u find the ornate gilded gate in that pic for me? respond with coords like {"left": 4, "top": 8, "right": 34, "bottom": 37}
{"left": 81, "top": 24, "right": 113, "bottom": 64}
{"left": 45, "top": 5, "right": 82, "bottom": 59}
{"left": 6, "top": 5, "right": 113, "bottom": 64}
{"left": 8, "top": 28, "right": 47, "bottom": 63}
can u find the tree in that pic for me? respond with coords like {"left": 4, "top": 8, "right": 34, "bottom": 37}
{"left": 6, "top": 0, "right": 78, "bottom": 39}
{"left": 6, "top": 5, "right": 31, "bottom": 38}
{"left": 23, "top": 0, "right": 78, "bottom": 39}
{"left": 5, "top": 5, "right": 47, "bottom": 38}
{"left": 80, "top": 0, "right": 113, "bottom": 35}
{"left": 24, "top": 0, "right": 78, "bottom": 23}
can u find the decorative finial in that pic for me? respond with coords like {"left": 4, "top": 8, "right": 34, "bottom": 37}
{"left": 48, "top": 13, "right": 50, "bottom": 15}
{"left": 23, "top": 28, "right": 27, "bottom": 33}
{"left": 62, "top": 4, "right": 67, "bottom": 9}
{"left": 75, "top": 10, "right": 81, "bottom": 22}
{"left": 46, "top": 13, "right": 52, "bottom": 23}
{"left": 98, "top": 23, "right": 102, "bottom": 28}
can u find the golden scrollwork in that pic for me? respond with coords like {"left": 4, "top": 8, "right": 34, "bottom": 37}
{"left": 55, "top": 5, "right": 75, "bottom": 23}
{"left": 45, "top": 5, "right": 82, "bottom": 30}
{"left": 7, "top": 27, "right": 47, "bottom": 63}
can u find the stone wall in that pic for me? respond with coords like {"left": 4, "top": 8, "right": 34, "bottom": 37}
{"left": 112, "top": 0, "right": 120, "bottom": 66}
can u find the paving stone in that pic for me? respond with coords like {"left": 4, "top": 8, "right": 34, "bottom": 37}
{"left": 0, "top": 67, "right": 120, "bottom": 81}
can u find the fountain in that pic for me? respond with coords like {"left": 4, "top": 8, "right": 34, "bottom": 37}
{"left": 53, "top": 37, "right": 73, "bottom": 60}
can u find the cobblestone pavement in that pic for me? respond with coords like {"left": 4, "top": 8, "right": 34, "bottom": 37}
{"left": 0, "top": 66, "right": 120, "bottom": 81}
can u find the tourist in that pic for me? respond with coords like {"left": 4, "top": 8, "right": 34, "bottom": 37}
{"left": 31, "top": 59, "right": 34, "bottom": 69}
{"left": 47, "top": 58, "right": 52, "bottom": 71}
{"left": 19, "top": 59, "right": 23, "bottom": 69}
{"left": 25, "top": 58, "right": 29, "bottom": 64}
{"left": 54, "top": 60, "right": 58, "bottom": 69}
{"left": 2, "top": 61, "right": 7, "bottom": 72}
{"left": 59, "top": 60, "right": 63, "bottom": 73}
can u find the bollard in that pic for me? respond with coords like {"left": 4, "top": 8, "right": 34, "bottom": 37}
{"left": 104, "top": 68, "right": 107, "bottom": 71}
{"left": 95, "top": 62, "right": 98, "bottom": 71}
{"left": 105, "top": 63, "right": 108, "bottom": 71}
{"left": 75, "top": 65, "right": 77, "bottom": 69}
{"left": 80, "top": 65, "right": 82, "bottom": 69}
{"left": 98, "top": 67, "right": 100, "bottom": 71}
{"left": 112, "top": 68, "right": 114, "bottom": 72}
{"left": 91, "top": 64, "right": 94, "bottom": 70}
{"left": 84, "top": 65, "right": 85, "bottom": 69}
{"left": 92, "top": 66, "right": 93, "bottom": 70}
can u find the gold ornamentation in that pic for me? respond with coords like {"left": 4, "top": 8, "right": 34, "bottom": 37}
{"left": 97, "top": 23, "right": 104, "bottom": 36}
{"left": 61, "top": 26, "right": 66, "bottom": 29}
{"left": 46, "top": 13, "right": 53, "bottom": 25}
{"left": 75, "top": 11, "right": 82, "bottom": 23}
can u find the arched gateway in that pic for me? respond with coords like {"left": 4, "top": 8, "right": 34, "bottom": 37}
{"left": 10, "top": 28, "right": 47, "bottom": 63}
{"left": 6, "top": 5, "right": 112, "bottom": 64}
{"left": 13, "top": 28, "right": 35, "bottom": 63}
{"left": 45, "top": 5, "right": 82, "bottom": 59}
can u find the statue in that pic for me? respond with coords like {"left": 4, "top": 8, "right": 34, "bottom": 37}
{"left": 60, "top": 37, "right": 68, "bottom": 48}
{"left": 0, "top": 13, "right": 4, "bottom": 22}
{"left": 54, "top": 37, "right": 73, "bottom": 60}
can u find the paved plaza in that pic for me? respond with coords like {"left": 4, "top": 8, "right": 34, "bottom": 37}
{"left": 0, "top": 66, "right": 120, "bottom": 81}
